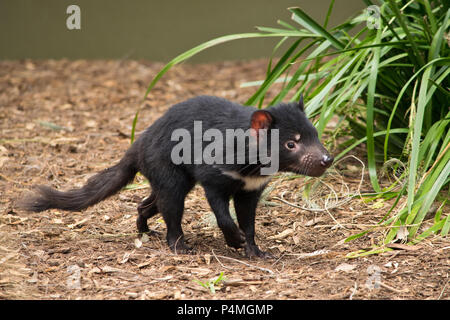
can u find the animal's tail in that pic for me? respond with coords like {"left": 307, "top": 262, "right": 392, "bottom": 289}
{"left": 20, "top": 143, "right": 139, "bottom": 212}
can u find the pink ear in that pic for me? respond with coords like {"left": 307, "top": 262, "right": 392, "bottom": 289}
{"left": 251, "top": 110, "right": 273, "bottom": 131}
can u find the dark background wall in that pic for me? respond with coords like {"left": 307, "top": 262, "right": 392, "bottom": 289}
{"left": 0, "top": 0, "right": 366, "bottom": 62}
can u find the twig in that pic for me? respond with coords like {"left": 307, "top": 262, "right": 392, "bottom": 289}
{"left": 272, "top": 155, "right": 365, "bottom": 212}
{"left": 211, "top": 249, "right": 274, "bottom": 274}
{"left": 438, "top": 274, "right": 449, "bottom": 300}
{"left": 0, "top": 137, "right": 79, "bottom": 144}
{"left": 272, "top": 195, "right": 352, "bottom": 212}
{"left": 379, "top": 281, "right": 408, "bottom": 294}
{"left": 349, "top": 282, "right": 358, "bottom": 300}
{"left": 0, "top": 173, "right": 33, "bottom": 186}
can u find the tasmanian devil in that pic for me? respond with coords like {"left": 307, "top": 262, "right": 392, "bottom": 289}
{"left": 21, "top": 95, "right": 333, "bottom": 258}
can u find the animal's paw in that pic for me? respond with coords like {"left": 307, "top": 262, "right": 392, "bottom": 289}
{"left": 224, "top": 229, "right": 246, "bottom": 249}
{"left": 168, "top": 237, "right": 194, "bottom": 255}
{"left": 244, "top": 244, "right": 274, "bottom": 259}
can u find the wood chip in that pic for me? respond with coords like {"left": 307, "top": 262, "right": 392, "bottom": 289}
{"left": 335, "top": 263, "right": 357, "bottom": 272}
{"left": 268, "top": 228, "right": 294, "bottom": 240}
{"left": 224, "top": 278, "right": 264, "bottom": 286}
{"left": 48, "top": 247, "right": 71, "bottom": 254}
{"left": 137, "top": 261, "right": 151, "bottom": 269}
{"left": 67, "top": 218, "right": 89, "bottom": 229}
{"left": 101, "top": 266, "right": 126, "bottom": 273}
{"left": 387, "top": 243, "right": 422, "bottom": 251}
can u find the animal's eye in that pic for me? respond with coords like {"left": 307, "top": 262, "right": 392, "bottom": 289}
{"left": 285, "top": 141, "right": 296, "bottom": 150}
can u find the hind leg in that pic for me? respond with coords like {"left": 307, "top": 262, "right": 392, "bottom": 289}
{"left": 136, "top": 191, "right": 159, "bottom": 234}
{"left": 157, "top": 192, "right": 189, "bottom": 253}
{"left": 148, "top": 169, "right": 195, "bottom": 254}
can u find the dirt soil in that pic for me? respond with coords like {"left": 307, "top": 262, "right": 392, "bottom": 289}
{"left": 0, "top": 59, "right": 448, "bottom": 300}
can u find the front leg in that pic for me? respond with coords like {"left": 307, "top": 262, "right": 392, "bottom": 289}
{"left": 203, "top": 186, "right": 245, "bottom": 249}
{"left": 233, "top": 189, "right": 273, "bottom": 259}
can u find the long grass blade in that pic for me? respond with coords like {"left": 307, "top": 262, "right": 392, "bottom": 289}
{"left": 289, "top": 7, "right": 346, "bottom": 50}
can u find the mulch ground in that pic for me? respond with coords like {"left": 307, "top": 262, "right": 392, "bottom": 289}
{"left": 0, "top": 59, "right": 448, "bottom": 300}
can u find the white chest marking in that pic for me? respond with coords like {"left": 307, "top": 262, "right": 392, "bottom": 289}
{"left": 223, "top": 171, "right": 272, "bottom": 191}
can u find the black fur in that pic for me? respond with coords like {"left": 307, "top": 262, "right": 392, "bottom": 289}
{"left": 21, "top": 95, "right": 333, "bottom": 258}
{"left": 22, "top": 146, "right": 138, "bottom": 212}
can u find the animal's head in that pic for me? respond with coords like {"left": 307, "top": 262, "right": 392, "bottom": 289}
{"left": 250, "top": 95, "right": 333, "bottom": 177}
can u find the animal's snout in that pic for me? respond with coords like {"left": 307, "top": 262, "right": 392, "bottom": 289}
{"left": 320, "top": 154, "right": 334, "bottom": 168}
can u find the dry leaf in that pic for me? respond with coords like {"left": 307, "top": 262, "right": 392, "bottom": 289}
{"left": 371, "top": 199, "right": 385, "bottom": 209}
{"left": 126, "top": 292, "right": 138, "bottom": 298}
{"left": 88, "top": 267, "right": 101, "bottom": 275}
{"left": 134, "top": 238, "right": 142, "bottom": 248}
{"left": 144, "top": 290, "right": 168, "bottom": 299}
{"left": 296, "top": 249, "right": 329, "bottom": 259}
{"left": 224, "top": 279, "right": 264, "bottom": 287}
{"left": 387, "top": 243, "right": 421, "bottom": 251}
{"left": 190, "top": 268, "right": 211, "bottom": 276}
{"left": 335, "top": 263, "right": 357, "bottom": 272}
{"left": 85, "top": 120, "right": 97, "bottom": 128}
{"left": 304, "top": 216, "right": 326, "bottom": 226}
{"left": 174, "top": 290, "right": 182, "bottom": 299}
{"left": 0, "top": 145, "right": 8, "bottom": 156}
{"left": 140, "top": 233, "right": 149, "bottom": 243}
{"left": 0, "top": 157, "right": 9, "bottom": 168}
{"left": 101, "top": 266, "right": 124, "bottom": 273}
{"left": 137, "top": 261, "right": 151, "bottom": 269}
{"left": 204, "top": 254, "right": 211, "bottom": 265}
{"left": 60, "top": 103, "right": 73, "bottom": 110}
{"left": 66, "top": 265, "right": 81, "bottom": 289}
{"left": 27, "top": 272, "right": 38, "bottom": 284}
{"left": 268, "top": 228, "right": 294, "bottom": 240}
{"left": 249, "top": 285, "right": 258, "bottom": 293}
{"left": 154, "top": 275, "right": 173, "bottom": 281}
{"left": 119, "top": 250, "right": 134, "bottom": 264}
{"left": 67, "top": 218, "right": 89, "bottom": 229}
{"left": 103, "top": 80, "right": 117, "bottom": 87}
{"left": 393, "top": 226, "right": 408, "bottom": 243}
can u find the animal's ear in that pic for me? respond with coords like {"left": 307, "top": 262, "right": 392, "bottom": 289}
{"left": 298, "top": 93, "right": 304, "bottom": 112}
{"left": 250, "top": 110, "right": 273, "bottom": 131}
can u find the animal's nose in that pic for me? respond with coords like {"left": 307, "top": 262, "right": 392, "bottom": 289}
{"left": 320, "top": 155, "right": 334, "bottom": 168}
